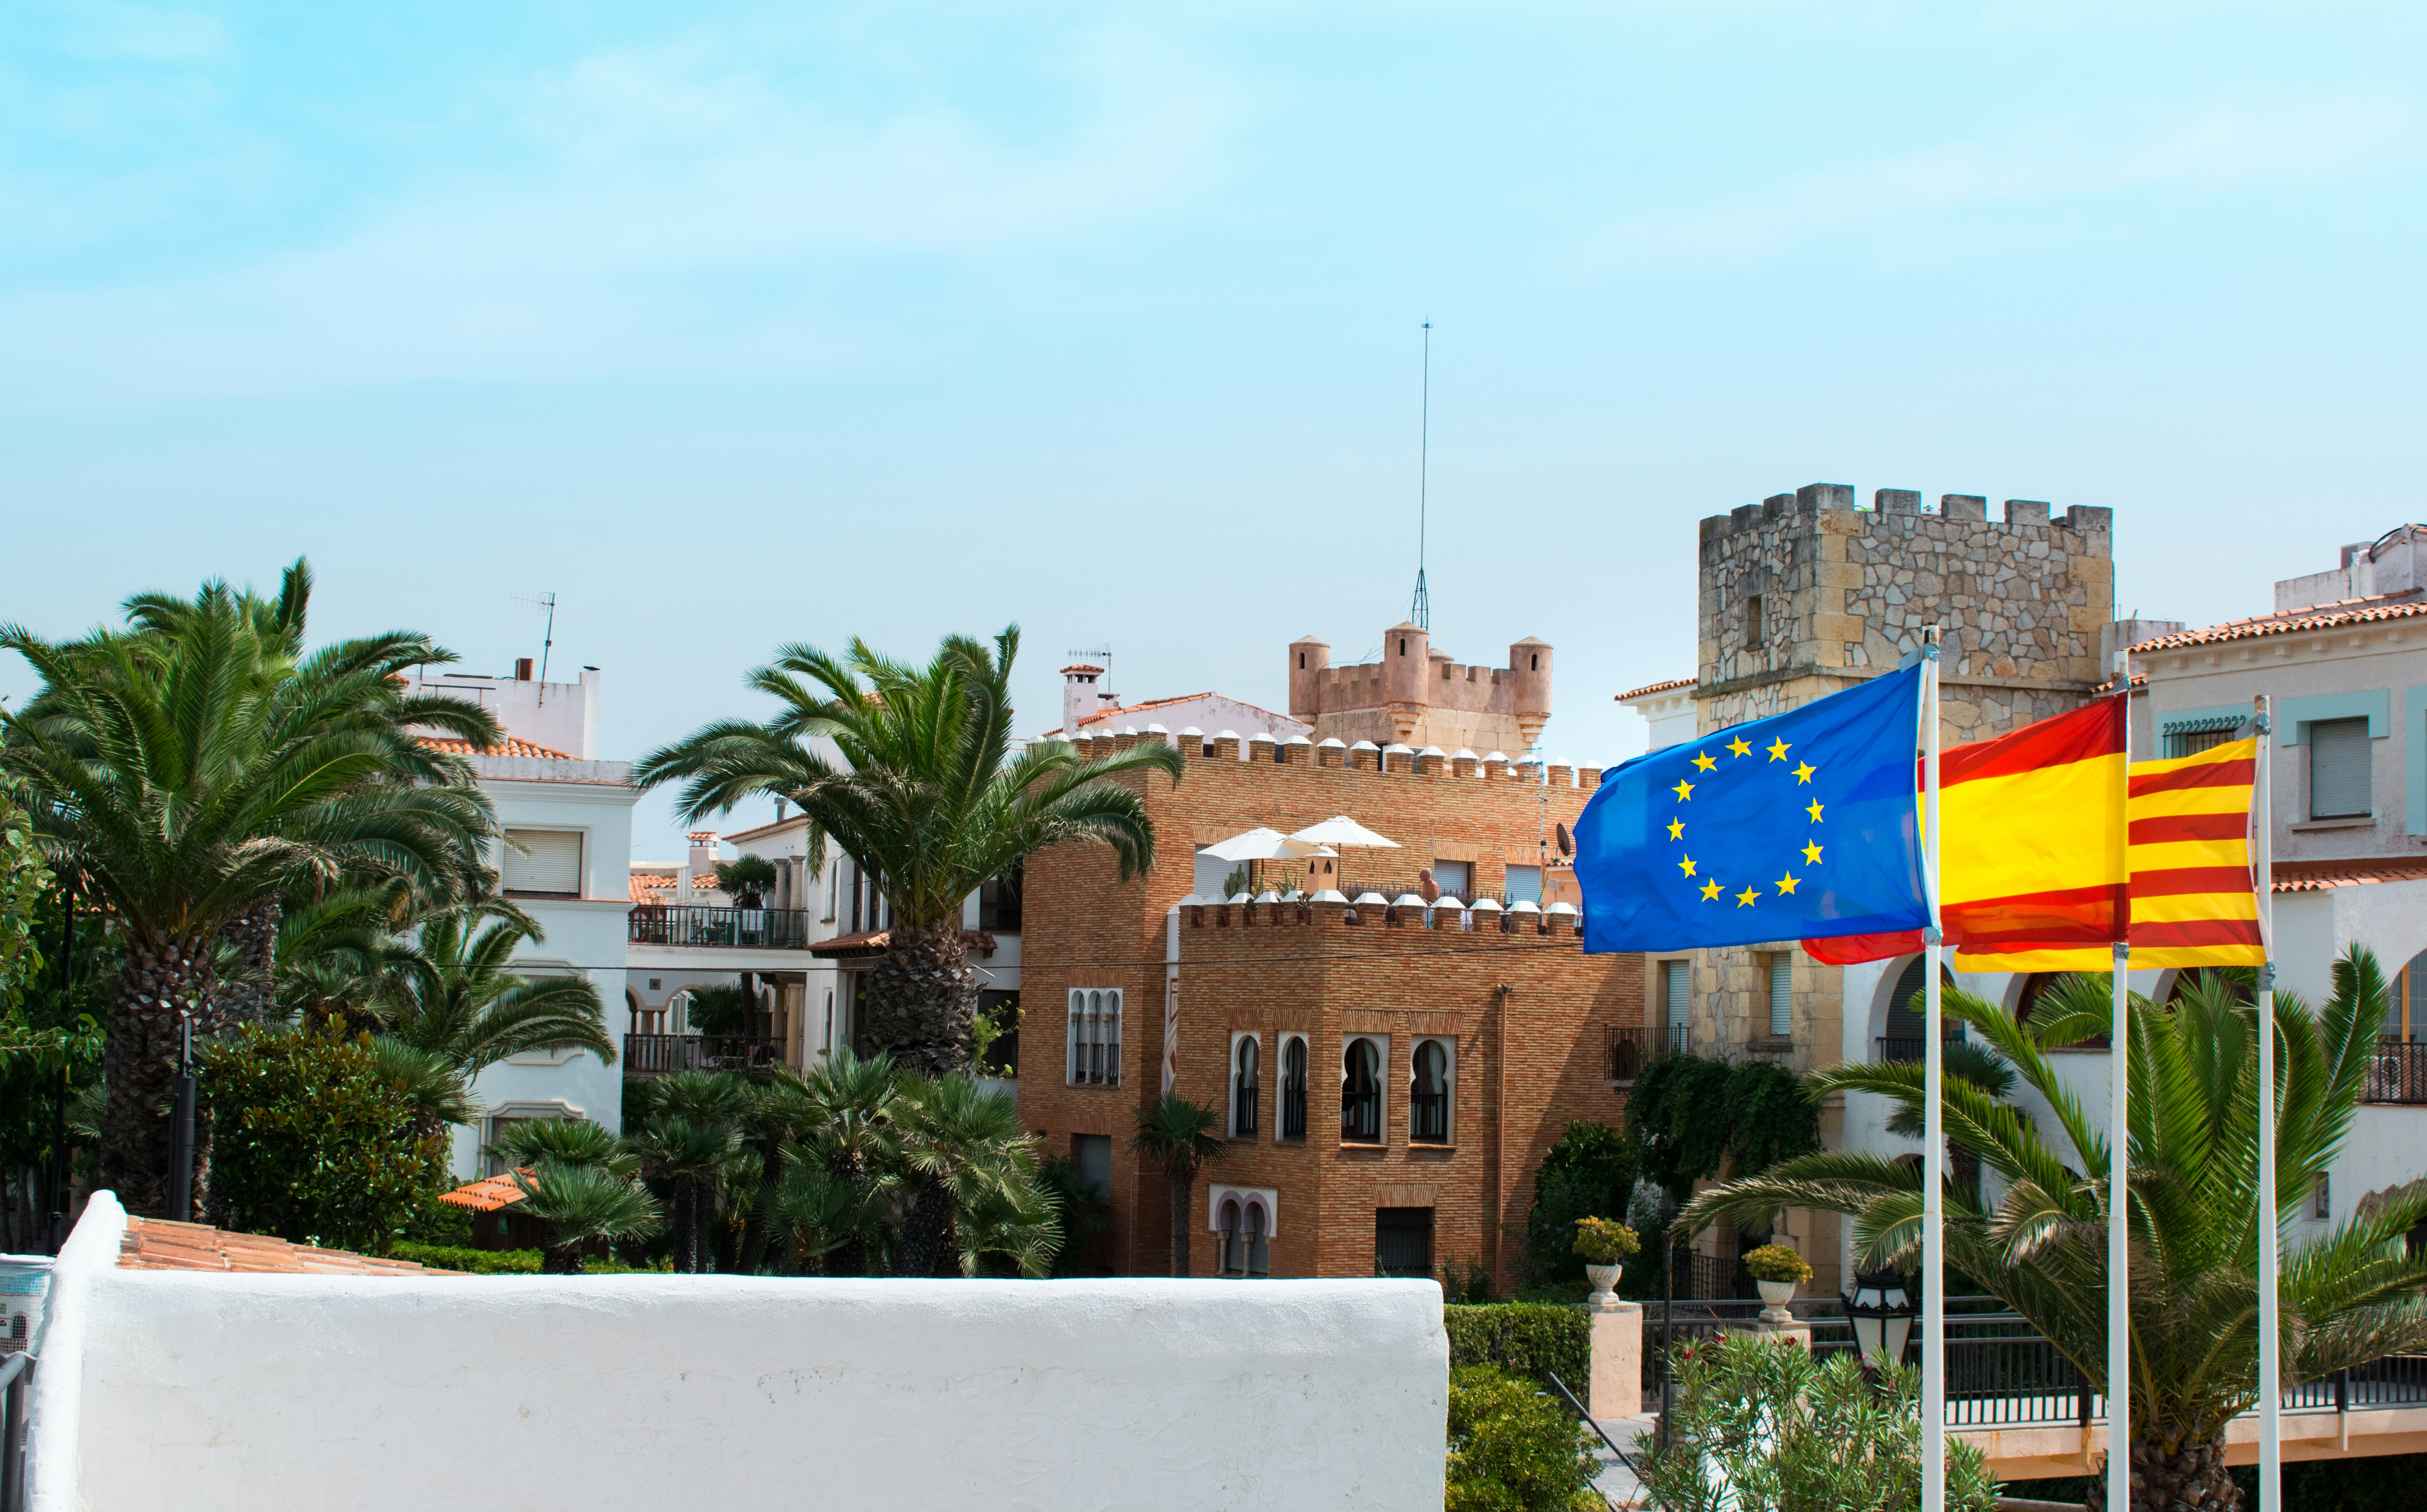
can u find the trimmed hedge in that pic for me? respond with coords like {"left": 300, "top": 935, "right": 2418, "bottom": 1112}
{"left": 1444, "top": 1303, "right": 1591, "bottom": 1390}
{"left": 392, "top": 1242, "right": 543, "bottom": 1274}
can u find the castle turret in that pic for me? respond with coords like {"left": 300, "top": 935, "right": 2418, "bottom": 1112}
{"left": 1287, "top": 637, "right": 1331, "bottom": 720}
{"left": 1382, "top": 621, "right": 1429, "bottom": 742}
{"left": 1509, "top": 637, "right": 1553, "bottom": 750}
{"left": 1291, "top": 625, "right": 1553, "bottom": 753}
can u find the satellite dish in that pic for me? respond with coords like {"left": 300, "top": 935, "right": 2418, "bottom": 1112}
{"left": 1555, "top": 822, "right": 1573, "bottom": 858}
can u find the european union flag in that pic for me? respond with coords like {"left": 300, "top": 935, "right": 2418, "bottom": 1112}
{"left": 1576, "top": 665, "right": 1928, "bottom": 954}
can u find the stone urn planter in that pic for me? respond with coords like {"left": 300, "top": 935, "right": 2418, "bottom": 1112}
{"left": 1584, "top": 1263, "right": 1623, "bottom": 1308}
{"left": 1756, "top": 1278, "right": 1797, "bottom": 1324}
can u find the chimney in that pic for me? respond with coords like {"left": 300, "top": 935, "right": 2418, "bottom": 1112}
{"left": 514, "top": 657, "right": 535, "bottom": 681}
{"left": 688, "top": 831, "right": 720, "bottom": 878}
{"left": 1060, "top": 664, "right": 1104, "bottom": 739}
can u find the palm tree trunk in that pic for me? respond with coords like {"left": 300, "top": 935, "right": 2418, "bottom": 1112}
{"left": 826, "top": 1143, "right": 869, "bottom": 1276}
{"left": 104, "top": 937, "right": 215, "bottom": 1218}
{"left": 2091, "top": 1438, "right": 2237, "bottom": 1512}
{"left": 896, "top": 1179, "right": 958, "bottom": 1277}
{"left": 863, "top": 920, "right": 976, "bottom": 1078}
{"left": 215, "top": 899, "right": 280, "bottom": 1027}
{"left": 542, "top": 1242, "right": 584, "bottom": 1276}
{"left": 672, "top": 1180, "right": 697, "bottom": 1273}
{"left": 1168, "top": 1169, "right": 1194, "bottom": 1277}
{"left": 737, "top": 1145, "right": 783, "bottom": 1274}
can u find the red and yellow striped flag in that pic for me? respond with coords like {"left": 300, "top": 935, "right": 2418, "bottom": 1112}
{"left": 1977, "top": 736, "right": 2263, "bottom": 971}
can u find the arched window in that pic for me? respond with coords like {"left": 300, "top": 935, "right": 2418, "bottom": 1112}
{"left": 1232, "top": 1035, "right": 1261, "bottom": 1138}
{"left": 1244, "top": 1201, "right": 1269, "bottom": 1277}
{"left": 1342, "top": 1038, "right": 1383, "bottom": 1143}
{"left": 1217, "top": 1197, "right": 1243, "bottom": 1276}
{"left": 1880, "top": 956, "right": 1957, "bottom": 1063}
{"left": 1411, "top": 1039, "right": 1451, "bottom": 1144}
{"left": 2393, "top": 947, "right": 2427, "bottom": 1042}
{"left": 1279, "top": 1036, "right": 1309, "bottom": 1140}
{"left": 1067, "top": 989, "right": 1123, "bottom": 1086}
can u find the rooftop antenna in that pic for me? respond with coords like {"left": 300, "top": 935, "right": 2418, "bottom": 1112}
{"left": 1068, "top": 644, "right": 1113, "bottom": 693}
{"left": 1409, "top": 322, "right": 1432, "bottom": 631}
{"left": 516, "top": 592, "right": 558, "bottom": 703}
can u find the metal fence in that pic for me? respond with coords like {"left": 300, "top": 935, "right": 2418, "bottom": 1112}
{"left": 2365, "top": 1039, "right": 2427, "bottom": 1104}
{"left": 0, "top": 1352, "right": 30, "bottom": 1512}
{"left": 1605, "top": 1025, "right": 1691, "bottom": 1081}
{"left": 622, "top": 1033, "right": 785, "bottom": 1074}
{"left": 627, "top": 906, "right": 814, "bottom": 950}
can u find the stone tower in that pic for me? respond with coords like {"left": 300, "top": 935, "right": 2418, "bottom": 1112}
{"left": 1288, "top": 625, "right": 1552, "bottom": 753}
{"left": 1697, "top": 483, "right": 2114, "bottom": 744}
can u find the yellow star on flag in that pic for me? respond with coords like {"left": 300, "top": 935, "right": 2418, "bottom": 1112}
{"left": 1671, "top": 779, "right": 1694, "bottom": 802}
{"left": 1700, "top": 880, "right": 1723, "bottom": 901}
{"left": 1692, "top": 751, "right": 1717, "bottom": 772}
{"left": 1678, "top": 856, "right": 1696, "bottom": 877}
{"left": 1793, "top": 761, "right": 1816, "bottom": 784}
{"left": 1726, "top": 736, "right": 1753, "bottom": 759}
{"left": 1735, "top": 887, "right": 1761, "bottom": 907}
{"left": 1806, "top": 799, "right": 1824, "bottom": 823}
{"left": 1775, "top": 873, "right": 1801, "bottom": 895}
{"left": 1802, "top": 841, "right": 1822, "bottom": 865}
{"left": 1767, "top": 737, "right": 1792, "bottom": 762}
{"left": 1666, "top": 818, "right": 1685, "bottom": 840}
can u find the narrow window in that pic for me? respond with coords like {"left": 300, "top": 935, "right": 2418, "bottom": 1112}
{"left": 2314, "top": 1173, "right": 2332, "bottom": 1220}
{"left": 1298, "top": 652, "right": 1306, "bottom": 669}
{"left": 1743, "top": 595, "right": 1762, "bottom": 645}
{"left": 1245, "top": 1203, "right": 1269, "bottom": 1277}
{"left": 2308, "top": 717, "right": 2372, "bottom": 819}
{"left": 1399, "top": 637, "right": 1407, "bottom": 655}
{"left": 822, "top": 989, "right": 834, "bottom": 1055}
{"left": 1232, "top": 1036, "right": 1261, "bottom": 1138}
{"left": 1411, "top": 1040, "right": 1450, "bottom": 1144}
{"left": 1218, "top": 1198, "right": 1243, "bottom": 1276}
{"left": 1342, "top": 1038, "right": 1382, "bottom": 1143}
{"left": 1768, "top": 954, "right": 1793, "bottom": 1038}
{"left": 1663, "top": 960, "right": 1691, "bottom": 1050}
{"left": 1529, "top": 652, "right": 1539, "bottom": 671}
{"left": 1280, "top": 1037, "right": 1308, "bottom": 1139}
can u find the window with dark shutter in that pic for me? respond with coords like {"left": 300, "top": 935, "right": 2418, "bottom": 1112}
{"left": 2309, "top": 718, "right": 2372, "bottom": 819}
{"left": 503, "top": 830, "right": 583, "bottom": 895}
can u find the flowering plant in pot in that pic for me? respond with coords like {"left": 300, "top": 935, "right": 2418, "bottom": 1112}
{"left": 1743, "top": 1244, "right": 1812, "bottom": 1320}
{"left": 1571, "top": 1217, "right": 1640, "bottom": 1304}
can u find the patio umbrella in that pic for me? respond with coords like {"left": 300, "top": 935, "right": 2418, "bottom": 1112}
{"left": 1286, "top": 815, "right": 1401, "bottom": 850}
{"left": 1199, "top": 827, "right": 1338, "bottom": 862}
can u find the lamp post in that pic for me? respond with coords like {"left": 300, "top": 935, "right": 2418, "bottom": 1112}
{"left": 1842, "top": 1269, "right": 1917, "bottom": 1374}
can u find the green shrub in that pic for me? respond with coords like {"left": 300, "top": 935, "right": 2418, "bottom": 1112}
{"left": 1570, "top": 1217, "right": 1639, "bottom": 1264}
{"left": 1742, "top": 1243, "right": 1812, "bottom": 1283}
{"left": 1441, "top": 1255, "right": 1498, "bottom": 1303}
{"left": 1444, "top": 1303, "right": 1591, "bottom": 1390}
{"left": 199, "top": 1018, "right": 452, "bottom": 1254}
{"left": 389, "top": 1241, "right": 659, "bottom": 1276}
{"left": 1635, "top": 1333, "right": 1999, "bottom": 1511}
{"left": 1522, "top": 1120, "right": 1638, "bottom": 1284}
{"left": 1446, "top": 1364, "right": 1602, "bottom": 1512}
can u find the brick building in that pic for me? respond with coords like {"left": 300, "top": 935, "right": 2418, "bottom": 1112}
{"left": 1019, "top": 631, "right": 1642, "bottom": 1286}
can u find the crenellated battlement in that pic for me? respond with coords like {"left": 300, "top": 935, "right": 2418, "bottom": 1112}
{"left": 1071, "top": 730, "right": 1601, "bottom": 791}
{"left": 1286, "top": 622, "right": 1552, "bottom": 752}
{"left": 1180, "top": 896, "right": 1580, "bottom": 941}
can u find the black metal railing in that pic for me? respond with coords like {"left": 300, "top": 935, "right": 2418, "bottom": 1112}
{"left": 628, "top": 905, "right": 814, "bottom": 949}
{"left": 623, "top": 1033, "right": 784, "bottom": 1074}
{"left": 1410, "top": 1090, "right": 1449, "bottom": 1143}
{"left": 1342, "top": 1087, "right": 1380, "bottom": 1143}
{"left": 1876, "top": 1033, "right": 1965, "bottom": 1064}
{"left": 1280, "top": 1084, "right": 1307, "bottom": 1139}
{"left": 2366, "top": 1039, "right": 2427, "bottom": 1104}
{"left": 1, "top": 1350, "right": 33, "bottom": 1512}
{"left": 1234, "top": 1082, "right": 1259, "bottom": 1137}
{"left": 1607, "top": 1024, "right": 1691, "bottom": 1080}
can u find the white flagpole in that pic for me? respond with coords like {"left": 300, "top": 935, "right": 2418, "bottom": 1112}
{"left": 2255, "top": 694, "right": 2282, "bottom": 1509}
{"left": 1922, "top": 627, "right": 1946, "bottom": 1512}
{"left": 2107, "top": 656, "right": 2133, "bottom": 1512}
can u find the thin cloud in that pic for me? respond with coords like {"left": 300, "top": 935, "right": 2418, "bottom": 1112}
{"left": 1583, "top": 98, "right": 2418, "bottom": 268}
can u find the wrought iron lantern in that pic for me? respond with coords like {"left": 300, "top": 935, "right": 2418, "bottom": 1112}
{"left": 1841, "top": 1269, "right": 1916, "bottom": 1371}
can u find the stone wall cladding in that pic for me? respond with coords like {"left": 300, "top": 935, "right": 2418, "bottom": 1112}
{"left": 1020, "top": 742, "right": 1630, "bottom": 1287}
{"left": 1694, "top": 484, "right": 2114, "bottom": 744}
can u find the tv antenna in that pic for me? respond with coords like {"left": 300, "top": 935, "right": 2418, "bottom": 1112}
{"left": 515, "top": 592, "right": 559, "bottom": 702}
{"left": 1067, "top": 644, "right": 1113, "bottom": 692}
{"left": 1409, "top": 322, "right": 1432, "bottom": 632}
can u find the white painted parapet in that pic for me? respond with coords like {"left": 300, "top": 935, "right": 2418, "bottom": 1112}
{"left": 31, "top": 1196, "right": 1446, "bottom": 1511}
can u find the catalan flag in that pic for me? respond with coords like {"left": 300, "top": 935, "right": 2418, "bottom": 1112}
{"left": 1978, "top": 736, "right": 2264, "bottom": 971}
{"left": 1805, "top": 696, "right": 2130, "bottom": 967}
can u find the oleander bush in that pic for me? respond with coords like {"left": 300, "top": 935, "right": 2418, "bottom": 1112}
{"left": 1443, "top": 1303, "right": 1592, "bottom": 1390}
{"left": 1446, "top": 1364, "right": 1603, "bottom": 1512}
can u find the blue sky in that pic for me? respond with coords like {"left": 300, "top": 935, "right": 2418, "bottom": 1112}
{"left": 6, "top": 2, "right": 2423, "bottom": 861}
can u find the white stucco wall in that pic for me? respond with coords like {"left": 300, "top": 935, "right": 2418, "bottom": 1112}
{"left": 32, "top": 1196, "right": 1446, "bottom": 1512}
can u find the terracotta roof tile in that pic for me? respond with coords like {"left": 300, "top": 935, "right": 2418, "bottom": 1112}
{"left": 118, "top": 1216, "right": 452, "bottom": 1276}
{"left": 2269, "top": 858, "right": 2427, "bottom": 892}
{"left": 437, "top": 1172, "right": 531, "bottom": 1214}
{"left": 630, "top": 872, "right": 678, "bottom": 903}
{"left": 420, "top": 735, "right": 577, "bottom": 760}
{"left": 2132, "top": 593, "right": 2427, "bottom": 653}
{"left": 1615, "top": 677, "right": 1695, "bottom": 702}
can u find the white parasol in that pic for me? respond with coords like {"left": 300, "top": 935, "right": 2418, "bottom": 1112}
{"left": 1286, "top": 814, "right": 1401, "bottom": 850}
{"left": 1199, "top": 826, "right": 1338, "bottom": 862}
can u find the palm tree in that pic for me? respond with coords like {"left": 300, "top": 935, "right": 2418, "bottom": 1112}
{"left": 378, "top": 907, "right": 615, "bottom": 1075}
{"left": 771, "top": 1160, "right": 878, "bottom": 1276}
{"left": 801, "top": 1048, "right": 902, "bottom": 1276}
{"left": 630, "top": 1070, "right": 754, "bottom": 1271}
{"left": 1680, "top": 949, "right": 2427, "bottom": 1511}
{"left": 1, "top": 583, "right": 497, "bottom": 1213}
{"left": 893, "top": 1073, "right": 1052, "bottom": 1277}
{"left": 736, "top": 1071, "right": 826, "bottom": 1274}
{"left": 511, "top": 1163, "right": 662, "bottom": 1275}
{"left": 363, "top": 1038, "right": 477, "bottom": 1154}
{"left": 635, "top": 626, "right": 1183, "bottom": 1075}
{"left": 1881, "top": 1036, "right": 2018, "bottom": 1202}
{"left": 1130, "top": 1094, "right": 1227, "bottom": 1278}
{"left": 488, "top": 1116, "right": 639, "bottom": 1180}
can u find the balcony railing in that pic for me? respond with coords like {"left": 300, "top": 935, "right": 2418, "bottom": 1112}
{"left": 1607, "top": 1025, "right": 1691, "bottom": 1081}
{"left": 1876, "top": 1033, "right": 1965, "bottom": 1064}
{"left": 1410, "top": 1091, "right": 1449, "bottom": 1143}
{"left": 2367, "top": 1039, "right": 2427, "bottom": 1104}
{"left": 625, "top": 1033, "right": 784, "bottom": 1075}
{"left": 1341, "top": 1088, "right": 1381, "bottom": 1143}
{"left": 628, "top": 905, "right": 812, "bottom": 950}
{"left": 1280, "top": 1084, "right": 1307, "bottom": 1140}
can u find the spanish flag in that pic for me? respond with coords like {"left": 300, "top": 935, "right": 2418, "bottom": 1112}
{"left": 1802, "top": 697, "right": 2263, "bottom": 970}
{"left": 1806, "top": 696, "right": 2128, "bottom": 967}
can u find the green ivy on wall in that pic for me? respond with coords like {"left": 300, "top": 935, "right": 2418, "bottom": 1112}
{"left": 1627, "top": 1054, "right": 1819, "bottom": 1194}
